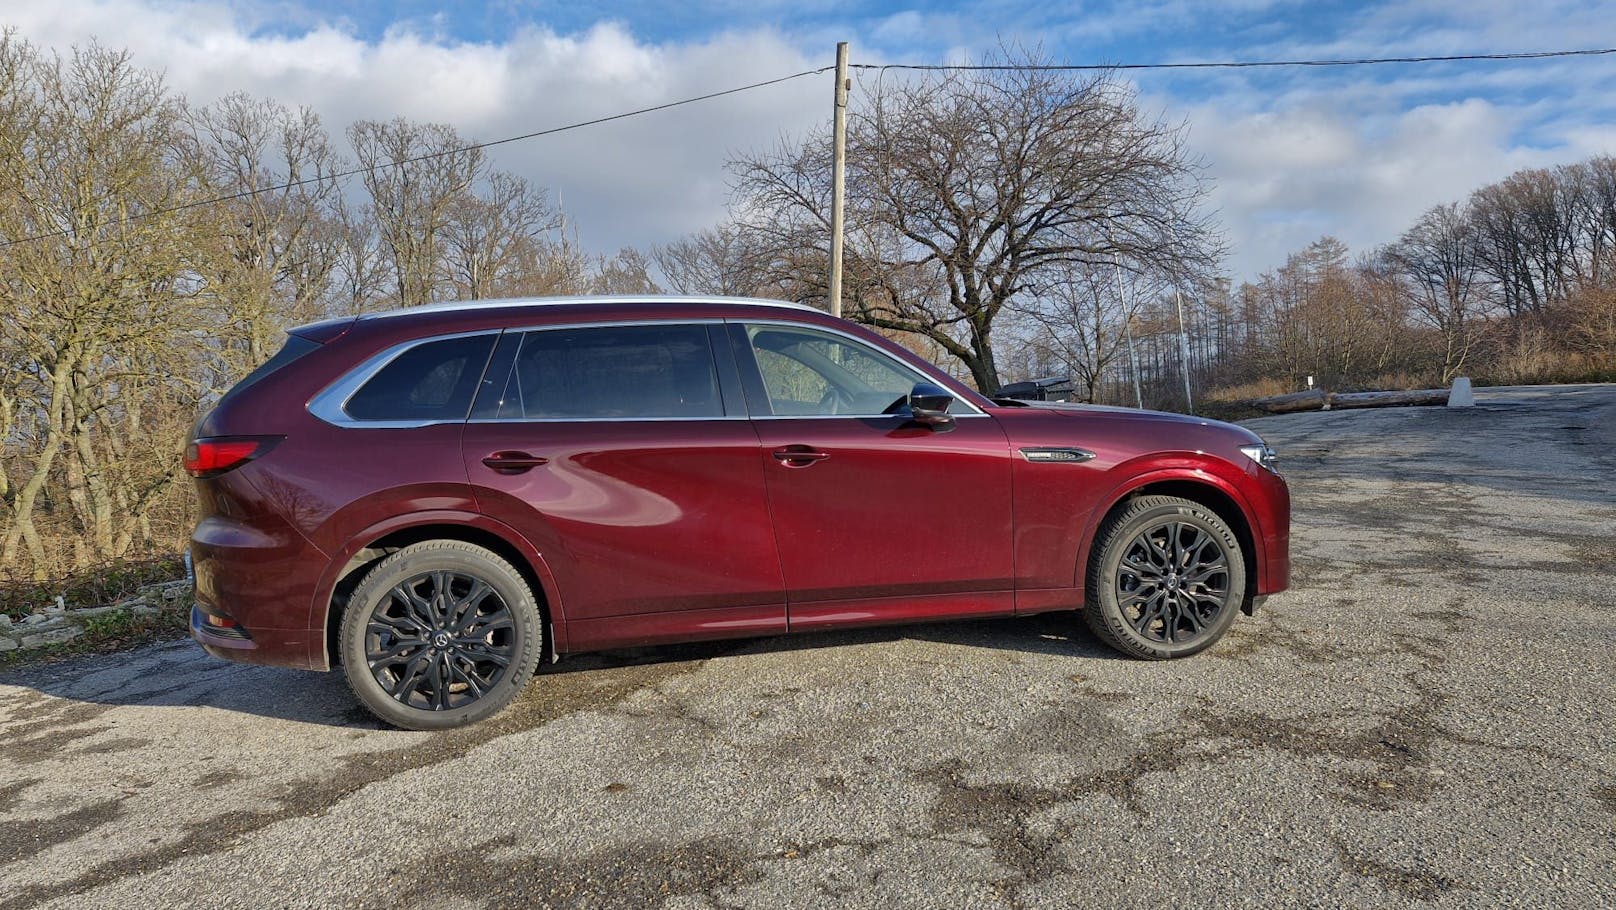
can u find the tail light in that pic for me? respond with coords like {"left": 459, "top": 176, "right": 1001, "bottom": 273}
{"left": 184, "top": 436, "right": 281, "bottom": 478}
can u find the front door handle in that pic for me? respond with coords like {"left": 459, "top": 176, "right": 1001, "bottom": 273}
{"left": 481, "top": 451, "right": 549, "bottom": 474}
{"left": 772, "top": 446, "right": 830, "bottom": 467}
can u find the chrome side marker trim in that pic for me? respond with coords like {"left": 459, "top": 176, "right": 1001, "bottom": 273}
{"left": 1019, "top": 447, "right": 1096, "bottom": 463}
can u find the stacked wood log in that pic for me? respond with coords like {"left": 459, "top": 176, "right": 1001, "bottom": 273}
{"left": 1248, "top": 387, "right": 1450, "bottom": 414}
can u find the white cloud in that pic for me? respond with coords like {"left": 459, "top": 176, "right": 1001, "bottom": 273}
{"left": 7, "top": 0, "right": 1616, "bottom": 283}
{"left": 1190, "top": 96, "right": 1565, "bottom": 276}
{"left": 6, "top": 0, "right": 826, "bottom": 256}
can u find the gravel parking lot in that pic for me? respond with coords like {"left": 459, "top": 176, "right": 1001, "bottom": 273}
{"left": 2, "top": 384, "right": 1613, "bottom": 909}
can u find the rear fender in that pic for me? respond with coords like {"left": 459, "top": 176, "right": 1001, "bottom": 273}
{"left": 307, "top": 511, "right": 567, "bottom": 670}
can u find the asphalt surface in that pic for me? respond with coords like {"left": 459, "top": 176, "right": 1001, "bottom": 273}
{"left": 2, "top": 384, "right": 1613, "bottom": 909}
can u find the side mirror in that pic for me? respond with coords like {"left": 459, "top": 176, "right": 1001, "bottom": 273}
{"left": 907, "top": 382, "right": 956, "bottom": 430}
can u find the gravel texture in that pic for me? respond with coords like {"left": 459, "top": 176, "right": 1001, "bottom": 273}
{"left": 1, "top": 383, "right": 1612, "bottom": 909}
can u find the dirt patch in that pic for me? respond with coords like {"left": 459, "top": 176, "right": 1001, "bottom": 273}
{"left": 1337, "top": 842, "right": 1462, "bottom": 901}
{"left": 382, "top": 835, "right": 766, "bottom": 910}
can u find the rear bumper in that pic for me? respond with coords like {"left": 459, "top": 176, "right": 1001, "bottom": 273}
{"left": 189, "top": 513, "right": 328, "bottom": 670}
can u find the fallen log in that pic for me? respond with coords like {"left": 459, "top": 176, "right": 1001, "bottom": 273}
{"left": 1330, "top": 389, "right": 1447, "bottom": 409}
{"left": 1249, "top": 389, "right": 1329, "bottom": 413}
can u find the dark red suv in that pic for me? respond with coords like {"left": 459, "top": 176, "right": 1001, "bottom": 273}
{"left": 186, "top": 297, "right": 1289, "bottom": 729}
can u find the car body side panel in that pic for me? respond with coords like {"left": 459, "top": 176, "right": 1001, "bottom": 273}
{"left": 462, "top": 420, "right": 788, "bottom": 633}
{"left": 748, "top": 416, "right": 1016, "bottom": 615}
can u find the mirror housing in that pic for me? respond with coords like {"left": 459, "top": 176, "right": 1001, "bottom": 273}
{"left": 907, "top": 382, "right": 957, "bottom": 430}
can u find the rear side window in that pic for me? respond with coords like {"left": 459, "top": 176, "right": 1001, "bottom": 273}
{"left": 345, "top": 335, "right": 496, "bottom": 422}
{"left": 217, "top": 334, "right": 320, "bottom": 405}
{"left": 489, "top": 324, "right": 722, "bottom": 419}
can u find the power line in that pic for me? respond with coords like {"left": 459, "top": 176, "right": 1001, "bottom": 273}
{"left": 6, "top": 45, "right": 1612, "bottom": 250}
{"left": 0, "top": 65, "right": 833, "bottom": 249}
{"left": 855, "top": 47, "right": 1616, "bottom": 73}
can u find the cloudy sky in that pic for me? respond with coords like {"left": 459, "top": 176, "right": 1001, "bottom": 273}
{"left": 9, "top": 0, "right": 1616, "bottom": 279}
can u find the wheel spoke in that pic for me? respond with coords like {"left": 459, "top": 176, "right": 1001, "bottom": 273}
{"left": 450, "top": 657, "right": 488, "bottom": 699}
{"left": 450, "top": 579, "right": 493, "bottom": 631}
{"left": 388, "top": 651, "right": 432, "bottom": 700}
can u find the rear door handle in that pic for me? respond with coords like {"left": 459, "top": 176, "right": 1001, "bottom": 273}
{"left": 772, "top": 446, "right": 830, "bottom": 467}
{"left": 482, "top": 451, "right": 549, "bottom": 474}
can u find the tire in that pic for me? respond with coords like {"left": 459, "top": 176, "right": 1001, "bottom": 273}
{"left": 1083, "top": 495, "right": 1246, "bottom": 660}
{"left": 339, "top": 540, "right": 543, "bottom": 730}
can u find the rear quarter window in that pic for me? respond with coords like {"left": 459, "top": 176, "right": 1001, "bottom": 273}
{"left": 217, "top": 334, "right": 321, "bottom": 406}
{"left": 344, "top": 334, "right": 496, "bottom": 423}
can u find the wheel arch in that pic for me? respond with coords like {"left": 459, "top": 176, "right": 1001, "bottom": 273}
{"left": 311, "top": 512, "right": 565, "bottom": 671}
{"left": 1079, "top": 470, "right": 1261, "bottom": 614}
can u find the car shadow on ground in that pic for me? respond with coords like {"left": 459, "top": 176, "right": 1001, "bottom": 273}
{"left": 542, "top": 610, "right": 1121, "bottom": 678}
{"left": 0, "top": 612, "right": 1122, "bottom": 732}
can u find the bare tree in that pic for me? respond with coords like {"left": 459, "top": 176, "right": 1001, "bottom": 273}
{"left": 350, "top": 118, "right": 482, "bottom": 307}
{"left": 1018, "top": 260, "right": 1158, "bottom": 402}
{"left": 441, "top": 171, "right": 556, "bottom": 300}
{"left": 591, "top": 247, "right": 660, "bottom": 295}
{"left": 731, "top": 48, "right": 1218, "bottom": 392}
{"left": 187, "top": 93, "right": 343, "bottom": 377}
{"left": 1387, "top": 204, "right": 1490, "bottom": 383}
{"left": 654, "top": 224, "right": 772, "bottom": 296}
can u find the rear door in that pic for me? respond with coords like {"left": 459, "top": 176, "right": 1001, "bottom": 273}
{"left": 462, "top": 321, "right": 785, "bottom": 649}
{"left": 731, "top": 321, "right": 1015, "bottom": 629}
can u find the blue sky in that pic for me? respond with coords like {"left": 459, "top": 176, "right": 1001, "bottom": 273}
{"left": 12, "top": 0, "right": 1616, "bottom": 278}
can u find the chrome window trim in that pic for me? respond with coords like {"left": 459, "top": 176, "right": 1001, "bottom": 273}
{"left": 310, "top": 315, "right": 994, "bottom": 428}
{"left": 307, "top": 329, "right": 501, "bottom": 429}
{"left": 737, "top": 318, "right": 990, "bottom": 418}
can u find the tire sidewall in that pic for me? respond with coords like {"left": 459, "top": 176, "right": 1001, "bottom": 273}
{"left": 340, "top": 542, "right": 542, "bottom": 730}
{"left": 1092, "top": 499, "right": 1246, "bottom": 659}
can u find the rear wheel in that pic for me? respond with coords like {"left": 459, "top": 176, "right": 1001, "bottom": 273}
{"left": 340, "top": 540, "right": 542, "bottom": 730}
{"left": 1084, "top": 495, "right": 1246, "bottom": 659}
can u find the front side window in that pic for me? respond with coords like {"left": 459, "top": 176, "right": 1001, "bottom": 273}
{"left": 744, "top": 324, "right": 924, "bottom": 416}
{"left": 344, "top": 334, "right": 495, "bottom": 422}
{"left": 492, "top": 324, "right": 723, "bottom": 419}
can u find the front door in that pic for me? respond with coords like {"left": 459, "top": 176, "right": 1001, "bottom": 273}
{"left": 731, "top": 322, "right": 1015, "bottom": 629}
{"left": 462, "top": 322, "right": 785, "bottom": 650}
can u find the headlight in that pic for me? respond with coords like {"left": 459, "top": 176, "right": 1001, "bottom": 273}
{"left": 1239, "top": 443, "right": 1279, "bottom": 473}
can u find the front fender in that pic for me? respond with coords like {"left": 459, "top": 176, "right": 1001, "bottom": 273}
{"left": 1071, "top": 457, "right": 1265, "bottom": 593}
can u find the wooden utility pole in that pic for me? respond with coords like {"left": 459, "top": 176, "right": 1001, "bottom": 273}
{"left": 828, "top": 42, "right": 850, "bottom": 319}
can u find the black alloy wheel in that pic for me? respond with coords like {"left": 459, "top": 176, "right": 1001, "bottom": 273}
{"left": 1085, "top": 495, "right": 1247, "bottom": 659}
{"left": 366, "top": 570, "right": 515, "bottom": 711}
{"left": 340, "top": 540, "right": 542, "bottom": 730}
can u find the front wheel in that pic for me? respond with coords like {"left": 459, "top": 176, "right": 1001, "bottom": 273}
{"left": 340, "top": 540, "right": 543, "bottom": 730}
{"left": 1084, "top": 495, "right": 1246, "bottom": 659}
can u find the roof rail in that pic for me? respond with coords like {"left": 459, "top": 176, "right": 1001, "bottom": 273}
{"left": 358, "top": 295, "right": 824, "bottom": 321}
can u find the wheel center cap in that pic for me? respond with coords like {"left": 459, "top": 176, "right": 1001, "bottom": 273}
{"left": 432, "top": 632, "right": 451, "bottom": 649}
